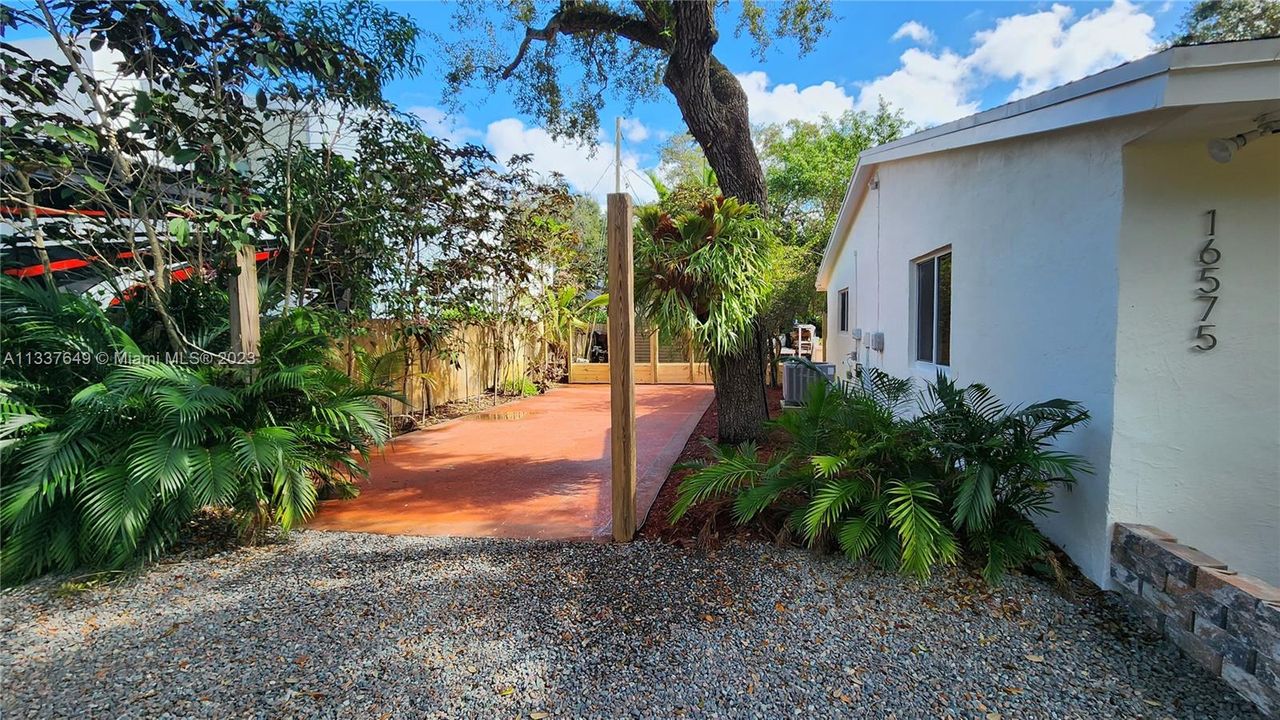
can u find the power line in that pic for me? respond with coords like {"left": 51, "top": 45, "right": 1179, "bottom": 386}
{"left": 585, "top": 160, "right": 615, "bottom": 197}
{"left": 626, "top": 167, "right": 656, "bottom": 192}
{"left": 622, "top": 174, "right": 643, "bottom": 201}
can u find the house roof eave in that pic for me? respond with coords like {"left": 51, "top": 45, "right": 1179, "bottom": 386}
{"left": 813, "top": 37, "right": 1280, "bottom": 292}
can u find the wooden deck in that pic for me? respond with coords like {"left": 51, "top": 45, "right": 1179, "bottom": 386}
{"left": 570, "top": 328, "right": 712, "bottom": 384}
{"left": 568, "top": 360, "right": 711, "bottom": 384}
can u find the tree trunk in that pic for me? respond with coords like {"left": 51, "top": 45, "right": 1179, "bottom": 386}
{"left": 15, "top": 172, "right": 54, "bottom": 286}
{"left": 709, "top": 324, "right": 770, "bottom": 443}
{"left": 663, "top": 3, "right": 770, "bottom": 440}
{"left": 663, "top": 4, "right": 767, "bottom": 210}
{"left": 505, "top": 1, "right": 773, "bottom": 439}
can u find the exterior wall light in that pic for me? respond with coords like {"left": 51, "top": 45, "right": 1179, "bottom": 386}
{"left": 1208, "top": 113, "right": 1279, "bottom": 163}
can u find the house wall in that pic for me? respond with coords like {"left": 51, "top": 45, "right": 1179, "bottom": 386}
{"left": 825, "top": 119, "right": 1160, "bottom": 585}
{"left": 1111, "top": 137, "right": 1280, "bottom": 583}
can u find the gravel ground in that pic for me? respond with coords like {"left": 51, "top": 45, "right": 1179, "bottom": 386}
{"left": 0, "top": 532, "right": 1261, "bottom": 719}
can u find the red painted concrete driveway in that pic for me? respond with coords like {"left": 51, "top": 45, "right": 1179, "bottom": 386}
{"left": 309, "top": 385, "right": 714, "bottom": 539}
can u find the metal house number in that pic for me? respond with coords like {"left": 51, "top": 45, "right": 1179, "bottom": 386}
{"left": 1194, "top": 209, "right": 1220, "bottom": 351}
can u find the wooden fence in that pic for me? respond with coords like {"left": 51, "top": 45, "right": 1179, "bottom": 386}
{"left": 568, "top": 321, "right": 712, "bottom": 385}
{"left": 342, "top": 320, "right": 544, "bottom": 415}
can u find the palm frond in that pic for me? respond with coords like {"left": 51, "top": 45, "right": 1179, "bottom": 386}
{"left": 670, "top": 440, "right": 761, "bottom": 522}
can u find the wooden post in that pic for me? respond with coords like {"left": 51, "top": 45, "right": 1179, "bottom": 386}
{"left": 607, "top": 193, "right": 637, "bottom": 542}
{"left": 649, "top": 329, "right": 658, "bottom": 384}
{"left": 687, "top": 330, "right": 695, "bottom": 383}
{"left": 228, "top": 244, "right": 260, "bottom": 360}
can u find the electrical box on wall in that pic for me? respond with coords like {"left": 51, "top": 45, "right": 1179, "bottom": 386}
{"left": 852, "top": 328, "right": 862, "bottom": 341}
{"left": 870, "top": 332, "right": 885, "bottom": 352}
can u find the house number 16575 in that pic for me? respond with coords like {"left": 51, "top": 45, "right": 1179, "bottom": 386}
{"left": 1194, "top": 209, "right": 1220, "bottom": 351}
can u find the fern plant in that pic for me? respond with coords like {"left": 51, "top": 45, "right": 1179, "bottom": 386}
{"left": 634, "top": 195, "right": 775, "bottom": 359}
{"left": 0, "top": 279, "right": 396, "bottom": 584}
{"left": 672, "top": 366, "right": 1090, "bottom": 583}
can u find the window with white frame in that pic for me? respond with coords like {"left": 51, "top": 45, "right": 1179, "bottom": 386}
{"left": 914, "top": 250, "right": 951, "bottom": 366}
{"left": 837, "top": 288, "right": 849, "bottom": 333}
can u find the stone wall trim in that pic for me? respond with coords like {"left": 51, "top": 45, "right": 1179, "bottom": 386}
{"left": 1111, "top": 522, "right": 1280, "bottom": 718}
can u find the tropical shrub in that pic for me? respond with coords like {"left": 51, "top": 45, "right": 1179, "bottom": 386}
{"left": 919, "top": 375, "right": 1092, "bottom": 581}
{"left": 501, "top": 377, "right": 539, "bottom": 397}
{"left": 635, "top": 195, "right": 775, "bottom": 359}
{"left": 538, "top": 285, "right": 608, "bottom": 372}
{"left": 0, "top": 278, "right": 395, "bottom": 584}
{"left": 671, "top": 367, "right": 1090, "bottom": 583}
{"left": 118, "top": 275, "right": 231, "bottom": 356}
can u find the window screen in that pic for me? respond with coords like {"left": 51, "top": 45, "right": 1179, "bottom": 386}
{"left": 937, "top": 253, "right": 951, "bottom": 366}
{"left": 915, "top": 251, "right": 951, "bottom": 366}
{"left": 915, "top": 259, "right": 934, "bottom": 363}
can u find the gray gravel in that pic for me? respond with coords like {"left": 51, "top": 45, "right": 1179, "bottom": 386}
{"left": 0, "top": 532, "right": 1261, "bottom": 719}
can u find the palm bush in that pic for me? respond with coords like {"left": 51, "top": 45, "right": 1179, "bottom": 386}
{"left": 538, "top": 286, "right": 608, "bottom": 368}
{"left": 919, "top": 375, "right": 1091, "bottom": 580}
{"left": 0, "top": 278, "right": 396, "bottom": 584}
{"left": 671, "top": 366, "right": 1090, "bottom": 583}
{"left": 0, "top": 276, "right": 137, "bottom": 417}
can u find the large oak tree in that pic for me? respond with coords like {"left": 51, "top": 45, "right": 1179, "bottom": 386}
{"left": 443, "top": 0, "right": 833, "bottom": 441}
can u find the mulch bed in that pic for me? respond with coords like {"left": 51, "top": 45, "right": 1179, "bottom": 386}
{"left": 640, "top": 385, "right": 785, "bottom": 546}
{"left": 396, "top": 390, "right": 532, "bottom": 435}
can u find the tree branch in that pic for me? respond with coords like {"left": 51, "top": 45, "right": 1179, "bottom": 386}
{"left": 501, "top": 18, "right": 562, "bottom": 78}
{"left": 501, "top": 4, "right": 670, "bottom": 79}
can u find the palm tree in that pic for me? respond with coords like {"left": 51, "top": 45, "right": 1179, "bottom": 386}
{"left": 539, "top": 286, "right": 609, "bottom": 373}
{"left": 0, "top": 278, "right": 397, "bottom": 583}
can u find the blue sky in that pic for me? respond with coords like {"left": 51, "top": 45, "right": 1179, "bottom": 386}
{"left": 387, "top": 1, "right": 1189, "bottom": 202}
{"left": 7, "top": 1, "right": 1189, "bottom": 202}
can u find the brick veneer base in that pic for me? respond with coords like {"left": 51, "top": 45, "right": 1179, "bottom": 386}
{"left": 1111, "top": 523, "right": 1280, "bottom": 718}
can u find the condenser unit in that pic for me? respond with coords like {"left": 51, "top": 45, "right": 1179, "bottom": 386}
{"left": 782, "top": 360, "right": 836, "bottom": 407}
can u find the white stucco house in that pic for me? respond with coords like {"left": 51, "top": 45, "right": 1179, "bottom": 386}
{"left": 817, "top": 38, "right": 1280, "bottom": 586}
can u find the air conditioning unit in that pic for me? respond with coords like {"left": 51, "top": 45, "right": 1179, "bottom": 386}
{"left": 782, "top": 360, "right": 836, "bottom": 407}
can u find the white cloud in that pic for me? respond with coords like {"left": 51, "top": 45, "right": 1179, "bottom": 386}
{"left": 484, "top": 118, "right": 657, "bottom": 205}
{"left": 736, "top": 70, "right": 854, "bottom": 126}
{"left": 853, "top": 48, "right": 979, "bottom": 127}
{"left": 618, "top": 117, "right": 650, "bottom": 143}
{"left": 892, "top": 21, "right": 936, "bottom": 46}
{"left": 409, "top": 105, "right": 480, "bottom": 144}
{"left": 967, "top": 0, "right": 1156, "bottom": 99}
{"left": 854, "top": 0, "right": 1157, "bottom": 127}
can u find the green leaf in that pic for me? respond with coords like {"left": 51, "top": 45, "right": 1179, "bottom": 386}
{"left": 953, "top": 465, "right": 996, "bottom": 531}
{"left": 802, "top": 477, "right": 864, "bottom": 543}
{"left": 810, "top": 454, "right": 846, "bottom": 479}
{"left": 836, "top": 516, "right": 880, "bottom": 560}
{"left": 886, "top": 480, "right": 954, "bottom": 578}
{"left": 65, "top": 126, "right": 98, "bottom": 148}
{"left": 168, "top": 217, "right": 190, "bottom": 245}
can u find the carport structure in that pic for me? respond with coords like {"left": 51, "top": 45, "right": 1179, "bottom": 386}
{"left": 308, "top": 384, "right": 712, "bottom": 539}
